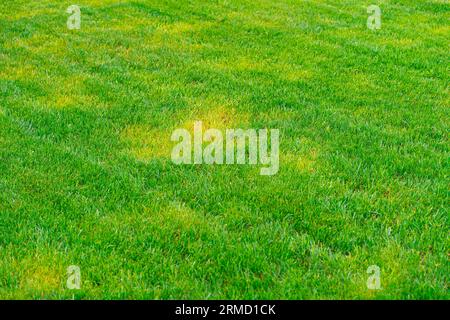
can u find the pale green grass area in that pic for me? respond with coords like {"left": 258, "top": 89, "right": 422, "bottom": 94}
{"left": 0, "top": 0, "right": 448, "bottom": 299}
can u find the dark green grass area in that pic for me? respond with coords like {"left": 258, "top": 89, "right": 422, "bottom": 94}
{"left": 0, "top": 0, "right": 448, "bottom": 299}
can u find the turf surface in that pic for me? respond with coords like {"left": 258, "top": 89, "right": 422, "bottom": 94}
{"left": 0, "top": 0, "right": 448, "bottom": 299}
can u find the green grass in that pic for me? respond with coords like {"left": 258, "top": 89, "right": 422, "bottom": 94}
{"left": 0, "top": 0, "right": 448, "bottom": 299}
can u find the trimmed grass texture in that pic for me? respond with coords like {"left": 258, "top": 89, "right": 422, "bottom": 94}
{"left": 0, "top": 0, "right": 448, "bottom": 299}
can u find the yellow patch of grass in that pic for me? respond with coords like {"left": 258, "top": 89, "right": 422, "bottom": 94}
{"left": 0, "top": 64, "right": 37, "bottom": 80}
{"left": 23, "top": 266, "right": 61, "bottom": 292}
{"left": 163, "top": 201, "right": 210, "bottom": 230}
{"left": 183, "top": 98, "right": 250, "bottom": 130}
{"left": 213, "top": 56, "right": 267, "bottom": 73}
{"left": 121, "top": 125, "right": 172, "bottom": 161}
{"left": 13, "top": 255, "right": 63, "bottom": 293}
{"left": 431, "top": 26, "right": 450, "bottom": 36}
{"left": 280, "top": 67, "right": 313, "bottom": 82}
{"left": 283, "top": 147, "right": 318, "bottom": 173}
{"left": 122, "top": 98, "right": 250, "bottom": 162}
{"left": 380, "top": 37, "right": 417, "bottom": 48}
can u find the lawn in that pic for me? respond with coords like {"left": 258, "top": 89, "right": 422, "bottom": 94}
{"left": 0, "top": 0, "right": 448, "bottom": 299}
